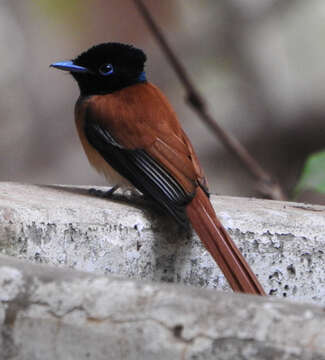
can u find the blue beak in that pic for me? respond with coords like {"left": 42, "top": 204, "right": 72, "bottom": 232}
{"left": 50, "top": 61, "right": 89, "bottom": 73}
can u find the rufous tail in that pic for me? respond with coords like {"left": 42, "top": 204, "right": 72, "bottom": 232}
{"left": 186, "top": 188, "right": 265, "bottom": 295}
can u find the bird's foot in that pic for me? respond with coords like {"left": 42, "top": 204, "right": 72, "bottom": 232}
{"left": 88, "top": 185, "right": 119, "bottom": 198}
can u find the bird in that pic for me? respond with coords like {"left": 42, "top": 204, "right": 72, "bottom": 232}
{"left": 50, "top": 42, "right": 265, "bottom": 295}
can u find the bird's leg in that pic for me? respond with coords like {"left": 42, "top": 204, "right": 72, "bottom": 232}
{"left": 88, "top": 184, "right": 119, "bottom": 198}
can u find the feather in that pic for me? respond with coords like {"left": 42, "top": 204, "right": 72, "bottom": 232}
{"left": 186, "top": 187, "right": 265, "bottom": 294}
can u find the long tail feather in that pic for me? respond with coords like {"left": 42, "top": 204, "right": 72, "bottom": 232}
{"left": 186, "top": 188, "right": 265, "bottom": 295}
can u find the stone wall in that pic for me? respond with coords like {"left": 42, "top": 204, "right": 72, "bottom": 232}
{"left": 1, "top": 182, "right": 325, "bottom": 359}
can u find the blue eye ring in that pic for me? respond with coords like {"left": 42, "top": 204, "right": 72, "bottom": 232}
{"left": 99, "top": 63, "right": 114, "bottom": 76}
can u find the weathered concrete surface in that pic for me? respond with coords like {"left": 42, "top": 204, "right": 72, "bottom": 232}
{"left": 1, "top": 255, "right": 325, "bottom": 360}
{"left": 1, "top": 182, "right": 325, "bottom": 304}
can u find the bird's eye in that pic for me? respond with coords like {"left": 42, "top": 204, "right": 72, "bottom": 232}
{"left": 99, "top": 63, "right": 114, "bottom": 76}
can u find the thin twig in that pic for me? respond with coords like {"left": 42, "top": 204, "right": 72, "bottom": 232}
{"left": 132, "top": 0, "right": 287, "bottom": 201}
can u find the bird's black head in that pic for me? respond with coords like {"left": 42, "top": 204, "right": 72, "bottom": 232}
{"left": 51, "top": 42, "right": 147, "bottom": 96}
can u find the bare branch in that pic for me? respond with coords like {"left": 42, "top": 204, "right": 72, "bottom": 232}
{"left": 132, "top": 0, "right": 287, "bottom": 200}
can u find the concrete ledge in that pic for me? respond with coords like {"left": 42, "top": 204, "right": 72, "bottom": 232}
{"left": 1, "top": 182, "right": 325, "bottom": 305}
{"left": 1, "top": 254, "right": 325, "bottom": 360}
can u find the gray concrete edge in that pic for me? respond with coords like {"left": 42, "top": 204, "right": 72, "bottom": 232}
{"left": 1, "top": 254, "right": 325, "bottom": 360}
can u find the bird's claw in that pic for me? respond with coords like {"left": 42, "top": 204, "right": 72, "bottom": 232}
{"left": 88, "top": 185, "right": 119, "bottom": 198}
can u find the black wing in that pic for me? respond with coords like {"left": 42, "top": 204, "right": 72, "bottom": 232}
{"left": 84, "top": 120, "right": 194, "bottom": 228}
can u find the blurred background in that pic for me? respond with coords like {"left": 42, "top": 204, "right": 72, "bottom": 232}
{"left": 1, "top": 0, "right": 325, "bottom": 203}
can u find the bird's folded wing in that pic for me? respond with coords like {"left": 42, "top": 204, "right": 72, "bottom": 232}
{"left": 82, "top": 83, "right": 209, "bottom": 226}
{"left": 84, "top": 120, "right": 193, "bottom": 227}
